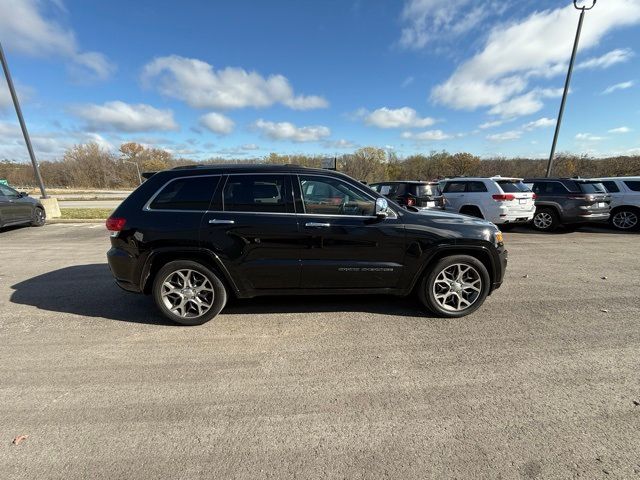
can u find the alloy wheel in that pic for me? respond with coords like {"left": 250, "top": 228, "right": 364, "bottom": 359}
{"left": 534, "top": 212, "right": 553, "bottom": 230}
{"left": 432, "top": 263, "right": 483, "bottom": 312}
{"left": 612, "top": 211, "right": 638, "bottom": 230}
{"left": 160, "top": 269, "right": 214, "bottom": 318}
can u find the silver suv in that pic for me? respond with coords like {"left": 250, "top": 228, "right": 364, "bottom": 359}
{"left": 592, "top": 176, "right": 640, "bottom": 231}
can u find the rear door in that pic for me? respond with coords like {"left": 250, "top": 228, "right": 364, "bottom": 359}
{"left": 200, "top": 173, "right": 302, "bottom": 291}
{"left": 295, "top": 174, "right": 405, "bottom": 289}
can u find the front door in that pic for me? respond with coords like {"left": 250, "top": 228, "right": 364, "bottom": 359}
{"left": 201, "top": 173, "right": 302, "bottom": 292}
{"left": 294, "top": 174, "right": 405, "bottom": 289}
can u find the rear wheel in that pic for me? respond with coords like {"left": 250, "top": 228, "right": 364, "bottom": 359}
{"left": 532, "top": 208, "right": 558, "bottom": 232}
{"left": 152, "top": 260, "right": 227, "bottom": 325}
{"left": 418, "top": 255, "right": 490, "bottom": 318}
{"left": 31, "top": 207, "right": 46, "bottom": 227}
{"left": 610, "top": 208, "right": 639, "bottom": 231}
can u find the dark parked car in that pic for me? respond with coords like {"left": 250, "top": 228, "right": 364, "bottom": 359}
{"left": 369, "top": 181, "right": 444, "bottom": 210}
{"left": 106, "top": 165, "right": 507, "bottom": 325}
{"left": 0, "top": 184, "right": 46, "bottom": 229}
{"left": 523, "top": 178, "right": 610, "bottom": 231}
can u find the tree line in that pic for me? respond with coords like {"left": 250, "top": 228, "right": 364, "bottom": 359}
{"left": 1, "top": 142, "right": 639, "bottom": 189}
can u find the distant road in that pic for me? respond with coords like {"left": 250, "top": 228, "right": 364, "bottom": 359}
{"left": 58, "top": 200, "right": 122, "bottom": 209}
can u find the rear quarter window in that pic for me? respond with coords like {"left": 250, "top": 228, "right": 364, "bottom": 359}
{"left": 149, "top": 176, "right": 220, "bottom": 211}
{"left": 624, "top": 181, "right": 640, "bottom": 192}
{"left": 497, "top": 181, "right": 531, "bottom": 193}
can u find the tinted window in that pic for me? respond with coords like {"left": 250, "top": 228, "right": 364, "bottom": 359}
{"left": 416, "top": 184, "right": 441, "bottom": 196}
{"left": 533, "top": 181, "right": 568, "bottom": 195}
{"left": 578, "top": 182, "right": 606, "bottom": 194}
{"left": 497, "top": 181, "right": 531, "bottom": 193}
{"left": 300, "top": 175, "right": 374, "bottom": 216}
{"left": 443, "top": 182, "right": 466, "bottom": 193}
{"left": 467, "top": 181, "right": 488, "bottom": 193}
{"left": 601, "top": 181, "right": 620, "bottom": 193}
{"left": 624, "top": 181, "right": 640, "bottom": 192}
{"left": 373, "top": 183, "right": 405, "bottom": 196}
{"left": 149, "top": 176, "right": 219, "bottom": 210}
{"left": 0, "top": 184, "right": 18, "bottom": 197}
{"left": 223, "top": 175, "right": 287, "bottom": 213}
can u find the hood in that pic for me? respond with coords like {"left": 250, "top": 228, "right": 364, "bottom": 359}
{"left": 408, "top": 208, "right": 497, "bottom": 228}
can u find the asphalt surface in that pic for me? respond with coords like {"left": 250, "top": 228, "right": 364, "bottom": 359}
{"left": 1, "top": 224, "right": 639, "bottom": 479}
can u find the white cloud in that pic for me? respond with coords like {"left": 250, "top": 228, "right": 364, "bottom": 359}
{"left": 71, "top": 101, "right": 178, "bottom": 132}
{"left": 141, "top": 55, "right": 328, "bottom": 110}
{"left": 0, "top": 0, "right": 115, "bottom": 81}
{"left": 365, "top": 107, "right": 436, "bottom": 129}
{"left": 254, "top": 119, "right": 330, "bottom": 142}
{"left": 324, "top": 139, "right": 357, "bottom": 149}
{"left": 576, "top": 133, "right": 606, "bottom": 141}
{"left": 487, "top": 130, "right": 522, "bottom": 142}
{"left": 401, "top": 76, "right": 415, "bottom": 88}
{"left": 577, "top": 48, "right": 634, "bottom": 70}
{"left": 199, "top": 112, "right": 235, "bottom": 135}
{"left": 401, "top": 129, "right": 452, "bottom": 141}
{"left": 398, "top": 0, "right": 506, "bottom": 49}
{"left": 523, "top": 117, "right": 556, "bottom": 130}
{"left": 241, "top": 143, "right": 260, "bottom": 150}
{"left": 431, "top": 1, "right": 640, "bottom": 111}
{"left": 602, "top": 80, "right": 635, "bottom": 94}
{"left": 608, "top": 126, "right": 631, "bottom": 133}
{"left": 479, "top": 120, "right": 505, "bottom": 129}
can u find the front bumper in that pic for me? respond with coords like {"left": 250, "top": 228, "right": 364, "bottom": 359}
{"left": 491, "top": 245, "right": 508, "bottom": 293}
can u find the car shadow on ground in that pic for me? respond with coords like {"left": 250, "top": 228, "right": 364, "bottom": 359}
{"left": 10, "top": 264, "right": 425, "bottom": 325}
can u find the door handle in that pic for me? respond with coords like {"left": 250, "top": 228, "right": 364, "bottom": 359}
{"left": 208, "top": 219, "right": 235, "bottom": 224}
{"left": 305, "top": 222, "right": 331, "bottom": 228}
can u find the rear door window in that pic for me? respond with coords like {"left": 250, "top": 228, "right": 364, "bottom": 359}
{"left": 533, "top": 181, "right": 568, "bottom": 195}
{"left": 223, "top": 175, "right": 288, "bottom": 213}
{"left": 467, "top": 181, "right": 488, "bottom": 193}
{"left": 149, "top": 176, "right": 220, "bottom": 211}
{"left": 443, "top": 181, "right": 466, "bottom": 193}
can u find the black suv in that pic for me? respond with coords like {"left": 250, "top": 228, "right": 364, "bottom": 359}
{"left": 107, "top": 165, "right": 507, "bottom": 325}
{"left": 369, "top": 181, "right": 444, "bottom": 210}
{"left": 523, "top": 178, "right": 610, "bottom": 231}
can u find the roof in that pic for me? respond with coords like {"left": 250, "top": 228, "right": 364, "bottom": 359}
{"left": 166, "top": 163, "right": 329, "bottom": 175}
{"left": 523, "top": 177, "right": 598, "bottom": 182}
{"left": 369, "top": 180, "right": 439, "bottom": 185}
{"left": 590, "top": 176, "right": 640, "bottom": 181}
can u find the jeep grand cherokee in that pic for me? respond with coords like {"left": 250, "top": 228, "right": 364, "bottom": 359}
{"left": 106, "top": 165, "right": 507, "bottom": 325}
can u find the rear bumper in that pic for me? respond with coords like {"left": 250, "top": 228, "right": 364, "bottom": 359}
{"left": 107, "top": 247, "right": 142, "bottom": 293}
{"left": 492, "top": 212, "right": 534, "bottom": 224}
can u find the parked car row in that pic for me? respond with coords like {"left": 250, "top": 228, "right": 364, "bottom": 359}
{"left": 372, "top": 176, "right": 640, "bottom": 232}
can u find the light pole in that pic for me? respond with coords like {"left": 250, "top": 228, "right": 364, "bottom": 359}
{"left": 123, "top": 160, "right": 142, "bottom": 184}
{"left": 0, "top": 40, "right": 48, "bottom": 198}
{"left": 546, "top": 0, "right": 596, "bottom": 177}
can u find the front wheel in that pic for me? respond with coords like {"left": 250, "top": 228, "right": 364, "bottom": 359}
{"left": 152, "top": 260, "right": 227, "bottom": 326}
{"left": 532, "top": 208, "right": 558, "bottom": 232}
{"left": 418, "top": 255, "right": 490, "bottom": 318}
{"left": 31, "top": 207, "right": 46, "bottom": 227}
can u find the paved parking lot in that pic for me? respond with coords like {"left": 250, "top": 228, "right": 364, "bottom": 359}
{"left": 1, "top": 224, "right": 639, "bottom": 479}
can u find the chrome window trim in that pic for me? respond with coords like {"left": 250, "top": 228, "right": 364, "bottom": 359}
{"left": 143, "top": 174, "right": 222, "bottom": 212}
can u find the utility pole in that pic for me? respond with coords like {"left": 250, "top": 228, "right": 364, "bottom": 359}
{"left": 123, "top": 160, "right": 142, "bottom": 184}
{"left": 546, "top": 0, "right": 596, "bottom": 178}
{"left": 0, "top": 39, "right": 48, "bottom": 198}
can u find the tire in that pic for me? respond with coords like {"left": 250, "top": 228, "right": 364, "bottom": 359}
{"left": 31, "top": 207, "right": 46, "bottom": 227}
{"left": 610, "top": 207, "right": 639, "bottom": 231}
{"left": 532, "top": 207, "right": 559, "bottom": 232}
{"left": 152, "top": 260, "right": 227, "bottom": 326}
{"left": 459, "top": 206, "right": 484, "bottom": 219}
{"left": 418, "top": 255, "right": 491, "bottom": 318}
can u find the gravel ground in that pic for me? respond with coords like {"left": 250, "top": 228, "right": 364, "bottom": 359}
{"left": 1, "top": 224, "right": 639, "bottom": 479}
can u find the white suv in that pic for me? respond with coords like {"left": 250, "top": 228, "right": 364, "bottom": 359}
{"left": 441, "top": 177, "right": 536, "bottom": 225}
{"left": 591, "top": 176, "right": 640, "bottom": 231}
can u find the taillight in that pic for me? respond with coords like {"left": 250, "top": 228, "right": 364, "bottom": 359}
{"left": 492, "top": 194, "right": 515, "bottom": 201}
{"left": 406, "top": 198, "right": 416, "bottom": 206}
{"left": 106, "top": 217, "right": 126, "bottom": 232}
{"left": 532, "top": 193, "right": 537, "bottom": 200}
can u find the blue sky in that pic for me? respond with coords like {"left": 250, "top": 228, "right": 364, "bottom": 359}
{"left": 0, "top": 0, "right": 639, "bottom": 161}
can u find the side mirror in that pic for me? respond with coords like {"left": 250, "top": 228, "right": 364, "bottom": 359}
{"left": 19, "top": 192, "right": 29, "bottom": 198}
{"left": 375, "top": 197, "right": 389, "bottom": 218}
